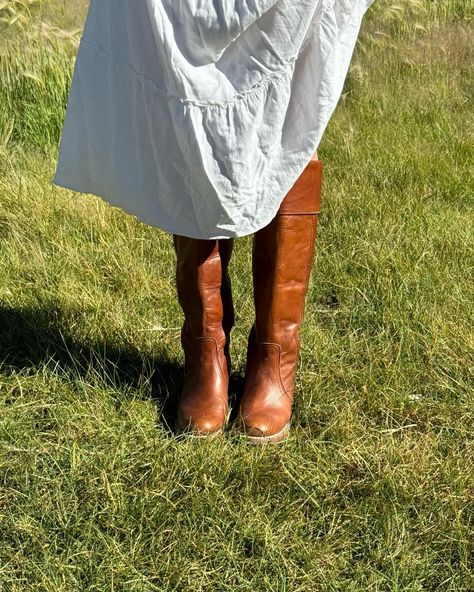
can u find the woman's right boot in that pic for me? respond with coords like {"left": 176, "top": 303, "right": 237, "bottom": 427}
{"left": 173, "top": 235, "right": 234, "bottom": 436}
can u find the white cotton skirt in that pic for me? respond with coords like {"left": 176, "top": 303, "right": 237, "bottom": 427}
{"left": 53, "top": 0, "right": 374, "bottom": 239}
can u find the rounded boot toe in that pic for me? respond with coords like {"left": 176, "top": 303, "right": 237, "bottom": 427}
{"left": 241, "top": 413, "right": 276, "bottom": 437}
{"left": 177, "top": 411, "right": 226, "bottom": 436}
{"left": 240, "top": 412, "right": 290, "bottom": 443}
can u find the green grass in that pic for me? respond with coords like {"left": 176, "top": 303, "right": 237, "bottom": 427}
{"left": 1, "top": 1, "right": 473, "bottom": 590}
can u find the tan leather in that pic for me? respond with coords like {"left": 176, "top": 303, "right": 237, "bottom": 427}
{"left": 239, "top": 159, "right": 323, "bottom": 442}
{"left": 173, "top": 235, "right": 234, "bottom": 435}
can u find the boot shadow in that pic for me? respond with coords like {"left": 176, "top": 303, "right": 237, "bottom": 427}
{"left": 0, "top": 302, "right": 183, "bottom": 435}
{"left": 227, "top": 369, "right": 245, "bottom": 424}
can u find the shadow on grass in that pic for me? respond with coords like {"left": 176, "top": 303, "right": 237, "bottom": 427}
{"left": 0, "top": 303, "right": 245, "bottom": 435}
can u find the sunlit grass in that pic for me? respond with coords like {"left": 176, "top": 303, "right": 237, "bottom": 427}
{"left": 0, "top": 1, "right": 473, "bottom": 590}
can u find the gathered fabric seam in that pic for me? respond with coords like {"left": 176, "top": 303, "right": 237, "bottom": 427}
{"left": 79, "top": 38, "right": 297, "bottom": 110}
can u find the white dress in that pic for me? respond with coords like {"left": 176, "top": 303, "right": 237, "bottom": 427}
{"left": 53, "top": 0, "right": 374, "bottom": 239}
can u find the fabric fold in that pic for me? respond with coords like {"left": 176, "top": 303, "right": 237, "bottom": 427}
{"left": 53, "top": 0, "right": 375, "bottom": 239}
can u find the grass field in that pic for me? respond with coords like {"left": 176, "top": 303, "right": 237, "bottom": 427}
{"left": 1, "top": 1, "right": 473, "bottom": 590}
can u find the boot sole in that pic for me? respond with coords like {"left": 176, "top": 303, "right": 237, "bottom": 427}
{"left": 242, "top": 421, "right": 291, "bottom": 445}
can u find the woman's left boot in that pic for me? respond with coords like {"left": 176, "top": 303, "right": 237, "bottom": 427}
{"left": 173, "top": 235, "right": 234, "bottom": 436}
{"left": 238, "top": 159, "right": 323, "bottom": 444}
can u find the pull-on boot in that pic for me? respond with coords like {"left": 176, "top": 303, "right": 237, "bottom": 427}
{"left": 238, "top": 159, "right": 323, "bottom": 443}
{"left": 173, "top": 235, "right": 234, "bottom": 436}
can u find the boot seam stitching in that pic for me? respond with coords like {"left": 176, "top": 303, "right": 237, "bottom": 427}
{"left": 195, "top": 336, "right": 226, "bottom": 381}
{"left": 256, "top": 341, "right": 287, "bottom": 396}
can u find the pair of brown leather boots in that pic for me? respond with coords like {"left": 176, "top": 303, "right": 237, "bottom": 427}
{"left": 172, "top": 159, "right": 323, "bottom": 443}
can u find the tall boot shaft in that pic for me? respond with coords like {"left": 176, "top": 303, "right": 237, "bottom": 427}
{"left": 173, "top": 236, "right": 225, "bottom": 343}
{"left": 240, "top": 159, "right": 323, "bottom": 442}
{"left": 251, "top": 159, "right": 322, "bottom": 392}
{"left": 172, "top": 235, "right": 234, "bottom": 435}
